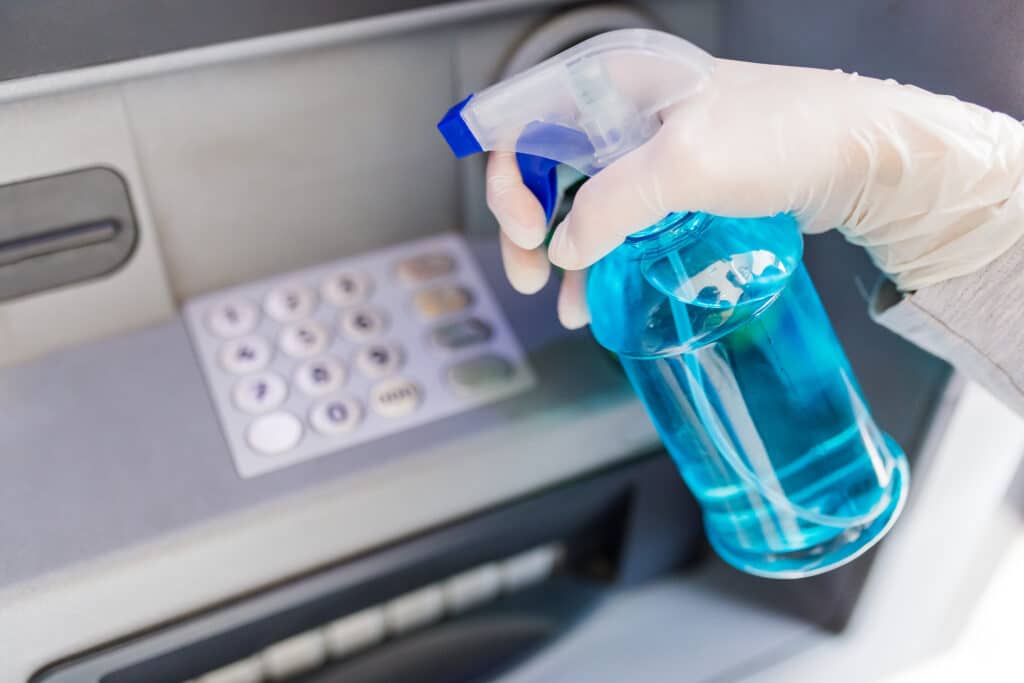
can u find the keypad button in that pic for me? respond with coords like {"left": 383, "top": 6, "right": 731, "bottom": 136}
{"left": 294, "top": 357, "right": 345, "bottom": 396}
{"left": 322, "top": 271, "right": 373, "bottom": 307}
{"left": 247, "top": 412, "right": 303, "bottom": 455}
{"left": 264, "top": 284, "right": 316, "bottom": 322}
{"left": 384, "top": 585, "right": 445, "bottom": 635}
{"left": 219, "top": 336, "right": 272, "bottom": 374}
{"left": 196, "top": 656, "right": 263, "bottom": 683}
{"left": 447, "top": 354, "right": 515, "bottom": 396}
{"left": 324, "top": 607, "right": 386, "bottom": 660}
{"left": 260, "top": 629, "right": 326, "bottom": 681}
{"left": 396, "top": 252, "right": 456, "bottom": 285}
{"left": 370, "top": 378, "right": 422, "bottom": 417}
{"left": 340, "top": 307, "right": 388, "bottom": 342}
{"left": 355, "top": 343, "right": 403, "bottom": 379}
{"left": 279, "top": 320, "right": 329, "bottom": 358}
{"left": 233, "top": 372, "right": 287, "bottom": 414}
{"left": 500, "top": 545, "right": 561, "bottom": 592}
{"left": 431, "top": 317, "right": 493, "bottom": 351}
{"left": 443, "top": 564, "right": 502, "bottom": 615}
{"left": 309, "top": 395, "right": 363, "bottom": 435}
{"left": 206, "top": 300, "right": 258, "bottom": 338}
{"left": 414, "top": 285, "right": 473, "bottom": 320}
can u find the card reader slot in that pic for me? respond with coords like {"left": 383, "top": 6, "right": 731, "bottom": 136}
{"left": 0, "top": 219, "right": 120, "bottom": 267}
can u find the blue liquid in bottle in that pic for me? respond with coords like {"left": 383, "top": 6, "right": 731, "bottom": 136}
{"left": 589, "top": 212, "right": 908, "bottom": 578}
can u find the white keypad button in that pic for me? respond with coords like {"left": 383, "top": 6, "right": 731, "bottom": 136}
{"left": 443, "top": 564, "right": 502, "bottom": 615}
{"left": 384, "top": 585, "right": 444, "bottom": 635}
{"left": 279, "top": 320, "right": 329, "bottom": 358}
{"left": 500, "top": 545, "right": 562, "bottom": 592}
{"left": 341, "top": 307, "right": 388, "bottom": 342}
{"left": 219, "top": 336, "right": 272, "bottom": 374}
{"left": 260, "top": 629, "right": 326, "bottom": 681}
{"left": 355, "top": 343, "right": 403, "bottom": 379}
{"left": 247, "top": 412, "right": 303, "bottom": 455}
{"left": 206, "top": 300, "right": 259, "bottom": 338}
{"left": 322, "top": 271, "right": 372, "bottom": 307}
{"left": 309, "top": 395, "right": 363, "bottom": 435}
{"left": 196, "top": 656, "right": 263, "bottom": 683}
{"left": 265, "top": 284, "right": 316, "bottom": 322}
{"left": 233, "top": 372, "right": 287, "bottom": 414}
{"left": 324, "top": 607, "right": 386, "bottom": 660}
{"left": 370, "top": 378, "right": 421, "bottom": 418}
{"left": 294, "top": 357, "right": 345, "bottom": 396}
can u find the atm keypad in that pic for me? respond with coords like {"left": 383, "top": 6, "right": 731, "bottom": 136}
{"left": 184, "top": 233, "right": 534, "bottom": 478}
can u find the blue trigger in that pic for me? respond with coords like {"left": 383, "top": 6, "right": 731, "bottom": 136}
{"left": 515, "top": 122, "right": 595, "bottom": 224}
{"left": 516, "top": 153, "right": 559, "bottom": 223}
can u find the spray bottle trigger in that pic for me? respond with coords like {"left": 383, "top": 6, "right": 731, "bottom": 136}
{"left": 516, "top": 153, "right": 559, "bottom": 224}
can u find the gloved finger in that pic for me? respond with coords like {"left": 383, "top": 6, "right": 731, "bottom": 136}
{"left": 499, "top": 230, "right": 550, "bottom": 294}
{"left": 486, "top": 151, "right": 549, "bottom": 250}
{"left": 557, "top": 268, "right": 590, "bottom": 329}
{"left": 546, "top": 136, "right": 683, "bottom": 271}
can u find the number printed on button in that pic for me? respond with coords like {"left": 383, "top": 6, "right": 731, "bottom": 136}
{"left": 207, "top": 300, "right": 258, "bottom": 338}
{"left": 310, "top": 395, "right": 363, "bottom": 435}
{"left": 219, "top": 336, "right": 272, "bottom": 374}
{"left": 265, "top": 284, "right": 316, "bottom": 322}
{"left": 279, "top": 320, "right": 329, "bottom": 358}
{"left": 370, "top": 377, "right": 422, "bottom": 417}
{"left": 233, "top": 372, "right": 288, "bottom": 414}
{"left": 322, "top": 271, "right": 372, "bottom": 307}
{"left": 341, "top": 307, "right": 388, "bottom": 342}
{"left": 355, "top": 343, "right": 403, "bottom": 379}
{"left": 295, "top": 357, "right": 345, "bottom": 396}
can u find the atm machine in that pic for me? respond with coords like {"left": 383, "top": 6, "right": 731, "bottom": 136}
{"left": 1, "top": 2, "right": 1022, "bottom": 682}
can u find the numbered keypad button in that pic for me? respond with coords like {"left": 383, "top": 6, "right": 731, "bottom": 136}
{"left": 370, "top": 378, "right": 422, "bottom": 418}
{"left": 206, "top": 300, "right": 258, "bottom": 338}
{"left": 414, "top": 285, "right": 473, "bottom": 320}
{"left": 310, "top": 395, "right": 363, "bottom": 435}
{"left": 295, "top": 357, "right": 345, "bottom": 396}
{"left": 396, "top": 252, "right": 456, "bottom": 285}
{"left": 279, "top": 320, "right": 329, "bottom": 358}
{"left": 247, "top": 412, "right": 303, "bottom": 455}
{"left": 265, "top": 284, "right": 316, "bottom": 322}
{"left": 233, "top": 372, "right": 288, "bottom": 414}
{"left": 355, "top": 343, "right": 403, "bottom": 379}
{"left": 341, "top": 307, "right": 388, "bottom": 342}
{"left": 219, "top": 336, "right": 272, "bottom": 374}
{"left": 322, "top": 271, "right": 372, "bottom": 307}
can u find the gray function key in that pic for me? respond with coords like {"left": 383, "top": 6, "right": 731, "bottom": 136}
{"left": 447, "top": 354, "right": 515, "bottom": 397}
{"left": 396, "top": 251, "right": 456, "bottom": 285}
{"left": 431, "top": 317, "right": 493, "bottom": 351}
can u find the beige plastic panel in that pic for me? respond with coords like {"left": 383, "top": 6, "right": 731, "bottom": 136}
{"left": 121, "top": 29, "right": 463, "bottom": 299}
{"left": 0, "top": 89, "right": 174, "bottom": 368}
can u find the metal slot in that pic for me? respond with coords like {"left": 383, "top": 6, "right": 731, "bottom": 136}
{"left": 0, "top": 220, "right": 119, "bottom": 267}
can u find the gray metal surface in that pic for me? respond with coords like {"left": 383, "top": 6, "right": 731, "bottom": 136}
{"left": 0, "top": 237, "right": 623, "bottom": 589}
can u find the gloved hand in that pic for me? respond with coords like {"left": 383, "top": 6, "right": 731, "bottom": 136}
{"left": 486, "top": 58, "right": 1024, "bottom": 328}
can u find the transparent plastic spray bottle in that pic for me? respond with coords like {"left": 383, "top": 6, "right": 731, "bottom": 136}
{"left": 438, "top": 29, "right": 908, "bottom": 578}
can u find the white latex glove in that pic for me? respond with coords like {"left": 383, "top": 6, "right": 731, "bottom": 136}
{"left": 487, "top": 58, "right": 1024, "bottom": 328}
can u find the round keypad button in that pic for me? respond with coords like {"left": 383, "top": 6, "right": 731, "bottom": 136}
{"left": 295, "top": 356, "right": 346, "bottom": 396}
{"left": 370, "top": 377, "right": 422, "bottom": 418}
{"left": 355, "top": 343, "right": 403, "bottom": 379}
{"left": 247, "top": 412, "right": 303, "bottom": 455}
{"left": 279, "top": 320, "right": 329, "bottom": 358}
{"left": 233, "top": 372, "right": 288, "bottom": 414}
{"left": 340, "top": 307, "right": 388, "bottom": 342}
{"left": 219, "top": 336, "right": 272, "bottom": 374}
{"left": 206, "top": 300, "right": 258, "bottom": 338}
{"left": 322, "top": 271, "right": 373, "bottom": 308}
{"left": 265, "top": 284, "right": 316, "bottom": 322}
{"left": 310, "top": 395, "right": 363, "bottom": 435}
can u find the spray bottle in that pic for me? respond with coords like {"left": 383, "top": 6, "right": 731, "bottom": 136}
{"left": 438, "top": 29, "right": 907, "bottom": 578}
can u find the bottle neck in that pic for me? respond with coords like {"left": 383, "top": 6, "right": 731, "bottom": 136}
{"left": 625, "top": 212, "right": 707, "bottom": 254}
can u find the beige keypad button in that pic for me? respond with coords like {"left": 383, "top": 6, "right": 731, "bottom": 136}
{"left": 233, "top": 372, "right": 288, "bottom": 414}
{"left": 413, "top": 285, "right": 473, "bottom": 320}
{"left": 294, "top": 357, "right": 345, "bottom": 396}
{"left": 355, "top": 343, "right": 403, "bottom": 379}
{"left": 322, "top": 271, "right": 373, "bottom": 307}
{"left": 206, "top": 299, "right": 259, "bottom": 338}
{"left": 219, "top": 336, "right": 272, "bottom": 374}
{"left": 340, "top": 307, "right": 388, "bottom": 342}
{"left": 309, "top": 395, "right": 363, "bottom": 435}
{"left": 279, "top": 320, "right": 329, "bottom": 358}
{"left": 264, "top": 284, "right": 316, "bottom": 322}
{"left": 370, "top": 377, "right": 422, "bottom": 417}
{"left": 396, "top": 252, "right": 456, "bottom": 285}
